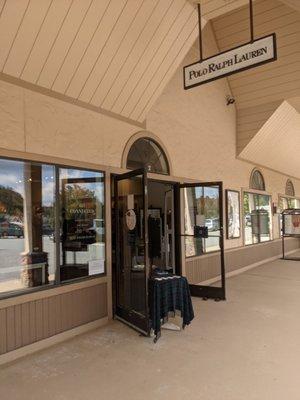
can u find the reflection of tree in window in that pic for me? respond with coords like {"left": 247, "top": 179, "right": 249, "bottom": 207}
{"left": 0, "top": 185, "right": 23, "bottom": 221}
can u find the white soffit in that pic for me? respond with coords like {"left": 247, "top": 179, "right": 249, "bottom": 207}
{"left": 0, "top": 0, "right": 278, "bottom": 125}
{"left": 239, "top": 98, "right": 300, "bottom": 179}
{"left": 0, "top": 0, "right": 202, "bottom": 125}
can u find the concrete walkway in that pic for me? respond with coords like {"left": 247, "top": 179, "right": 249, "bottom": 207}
{"left": 1, "top": 256, "right": 300, "bottom": 400}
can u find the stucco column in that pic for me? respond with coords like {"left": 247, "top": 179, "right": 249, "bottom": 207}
{"left": 21, "top": 163, "right": 49, "bottom": 287}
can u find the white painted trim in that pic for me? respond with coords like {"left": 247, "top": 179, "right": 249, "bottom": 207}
{"left": 0, "top": 317, "right": 108, "bottom": 367}
{"left": 199, "top": 248, "right": 299, "bottom": 286}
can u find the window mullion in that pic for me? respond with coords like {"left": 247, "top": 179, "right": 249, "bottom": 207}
{"left": 54, "top": 166, "right": 61, "bottom": 285}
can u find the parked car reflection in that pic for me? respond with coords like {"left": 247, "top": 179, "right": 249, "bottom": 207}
{"left": 0, "top": 221, "right": 24, "bottom": 238}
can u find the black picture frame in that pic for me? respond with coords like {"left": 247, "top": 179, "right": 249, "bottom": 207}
{"left": 226, "top": 189, "right": 241, "bottom": 239}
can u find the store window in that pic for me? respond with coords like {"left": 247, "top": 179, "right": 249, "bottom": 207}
{"left": 126, "top": 138, "right": 169, "bottom": 175}
{"left": 244, "top": 170, "right": 271, "bottom": 245}
{"left": 279, "top": 196, "right": 300, "bottom": 211}
{"left": 59, "top": 168, "right": 105, "bottom": 282}
{"left": 184, "top": 185, "right": 221, "bottom": 257}
{"left": 279, "top": 180, "right": 299, "bottom": 215}
{"left": 250, "top": 169, "right": 265, "bottom": 191}
{"left": 243, "top": 192, "right": 272, "bottom": 245}
{"left": 278, "top": 181, "right": 299, "bottom": 235}
{"left": 0, "top": 158, "right": 56, "bottom": 295}
{"left": 0, "top": 157, "right": 105, "bottom": 297}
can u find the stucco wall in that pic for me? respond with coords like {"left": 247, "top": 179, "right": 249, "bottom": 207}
{"left": 0, "top": 79, "right": 138, "bottom": 167}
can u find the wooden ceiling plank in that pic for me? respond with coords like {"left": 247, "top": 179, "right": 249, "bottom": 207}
{"left": 202, "top": 0, "right": 250, "bottom": 20}
{"left": 233, "top": 70, "right": 300, "bottom": 96}
{"left": 101, "top": 0, "right": 174, "bottom": 111}
{"left": 239, "top": 101, "right": 300, "bottom": 177}
{"left": 231, "top": 61, "right": 300, "bottom": 90}
{"left": 119, "top": 1, "right": 192, "bottom": 117}
{"left": 229, "top": 50, "right": 300, "bottom": 82}
{"left": 214, "top": 5, "right": 291, "bottom": 40}
{"left": 110, "top": 0, "right": 187, "bottom": 114}
{"left": 65, "top": 0, "right": 127, "bottom": 99}
{"left": 20, "top": 0, "right": 72, "bottom": 83}
{"left": 3, "top": 0, "right": 53, "bottom": 77}
{"left": 217, "top": 15, "right": 300, "bottom": 51}
{"left": 137, "top": 20, "right": 199, "bottom": 121}
{"left": 90, "top": 0, "right": 158, "bottom": 108}
{"left": 0, "top": 0, "right": 6, "bottom": 19}
{"left": 236, "top": 86, "right": 300, "bottom": 109}
{"left": 132, "top": 14, "right": 198, "bottom": 121}
{"left": 78, "top": 0, "right": 144, "bottom": 104}
{"left": 50, "top": 0, "right": 96, "bottom": 90}
{"left": 237, "top": 113, "right": 276, "bottom": 125}
{"left": 51, "top": 0, "right": 111, "bottom": 94}
{"left": 237, "top": 100, "right": 281, "bottom": 117}
{"left": 37, "top": 0, "right": 92, "bottom": 88}
{"left": 212, "top": 0, "right": 280, "bottom": 32}
{"left": 236, "top": 81, "right": 300, "bottom": 104}
{"left": 0, "top": 0, "right": 30, "bottom": 70}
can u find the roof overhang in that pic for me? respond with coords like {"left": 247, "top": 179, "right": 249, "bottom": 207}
{"left": 239, "top": 97, "right": 300, "bottom": 179}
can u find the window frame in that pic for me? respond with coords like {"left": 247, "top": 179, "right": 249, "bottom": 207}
{"left": 278, "top": 194, "right": 300, "bottom": 237}
{"left": 278, "top": 194, "right": 300, "bottom": 211}
{"left": 285, "top": 179, "right": 295, "bottom": 197}
{"left": 0, "top": 155, "right": 106, "bottom": 300}
{"left": 242, "top": 188, "right": 273, "bottom": 246}
{"left": 250, "top": 169, "right": 266, "bottom": 191}
{"left": 126, "top": 137, "right": 170, "bottom": 175}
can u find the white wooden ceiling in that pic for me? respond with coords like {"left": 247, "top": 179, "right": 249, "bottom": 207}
{"left": 210, "top": 0, "right": 300, "bottom": 153}
{"left": 240, "top": 98, "right": 300, "bottom": 179}
{"left": 0, "top": 0, "right": 202, "bottom": 125}
{"left": 2, "top": 0, "right": 292, "bottom": 126}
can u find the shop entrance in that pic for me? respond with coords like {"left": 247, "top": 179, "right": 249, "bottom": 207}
{"left": 113, "top": 169, "right": 225, "bottom": 335}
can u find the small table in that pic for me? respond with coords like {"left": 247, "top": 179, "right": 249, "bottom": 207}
{"left": 148, "top": 275, "right": 194, "bottom": 342}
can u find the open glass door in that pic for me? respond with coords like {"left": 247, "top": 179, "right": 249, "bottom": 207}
{"left": 114, "top": 169, "right": 150, "bottom": 334}
{"left": 180, "top": 182, "right": 226, "bottom": 300}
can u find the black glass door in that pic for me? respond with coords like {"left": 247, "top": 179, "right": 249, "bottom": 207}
{"left": 114, "top": 169, "right": 150, "bottom": 334}
{"left": 180, "top": 182, "right": 226, "bottom": 300}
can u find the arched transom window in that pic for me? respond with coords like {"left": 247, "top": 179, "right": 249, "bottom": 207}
{"left": 250, "top": 169, "right": 265, "bottom": 191}
{"left": 285, "top": 179, "right": 295, "bottom": 197}
{"left": 126, "top": 138, "right": 170, "bottom": 175}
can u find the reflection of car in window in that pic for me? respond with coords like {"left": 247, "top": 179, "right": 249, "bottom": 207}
{"left": 205, "top": 219, "right": 213, "bottom": 231}
{"left": 0, "top": 221, "right": 24, "bottom": 238}
{"left": 205, "top": 218, "right": 219, "bottom": 231}
{"left": 212, "top": 218, "right": 219, "bottom": 231}
{"left": 43, "top": 224, "right": 54, "bottom": 236}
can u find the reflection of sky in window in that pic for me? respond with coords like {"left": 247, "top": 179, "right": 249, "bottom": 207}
{"left": 195, "top": 186, "right": 219, "bottom": 199}
{"left": 0, "top": 160, "right": 55, "bottom": 207}
{"left": 59, "top": 168, "right": 103, "bottom": 180}
{"left": 0, "top": 161, "right": 104, "bottom": 208}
